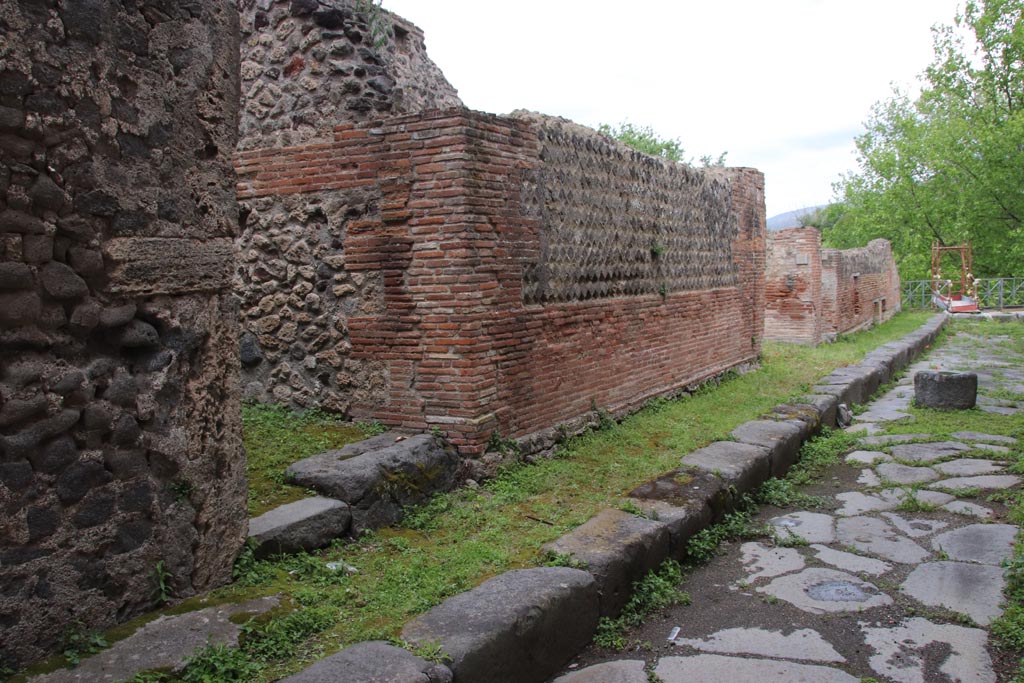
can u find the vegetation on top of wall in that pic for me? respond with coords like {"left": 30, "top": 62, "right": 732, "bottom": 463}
{"left": 598, "top": 121, "right": 727, "bottom": 167}
{"left": 824, "top": 0, "right": 1024, "bottom": 279}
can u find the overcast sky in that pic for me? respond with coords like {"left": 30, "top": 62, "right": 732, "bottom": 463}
{"left": 383, "top": 0, "right": 964, "bottom": 218}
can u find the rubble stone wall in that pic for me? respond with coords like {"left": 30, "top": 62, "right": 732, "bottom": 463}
{"left": 236, "top": 108, "right": 766, "bottom": 455}
{"left": 765, "top": 228, "right": 900, "bottom": 344}
{"left": 0, "top": 0, "right": 245, "bottom": 666}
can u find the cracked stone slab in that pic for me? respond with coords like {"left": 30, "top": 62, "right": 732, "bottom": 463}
{"left": 860, "top": 433, "right": 930, "bottom": 446}
{"left": 951, "top": 431, "right": 1017, "bottom": 444}
{"left": 766, "top": 511, "right": 836, "bottom": 544}
{"left": 931, "top": 524, "right": 1016, "bottom": 565}
{"left": 655, "top": 655, "right": 859, "bottom": 683}
{"left": 844, "top": 449, "right": 891, "bottom": 465}
{"left": 834, "top": 491, "right": 899, "bottom": 516}
{"left": 757, "top": 567, "right": 892, "bottom": 614}
{"left": 901, "top": 562, "right": 1007, "bottom": 626}
{"left": 943, "top": 500, "right": 993, "bottom": 518}
{"left": 861, "top": 617, "right": 995, "bottom": 683}
{"left": 876, "top": 462, "right": 940, "bottom": 485}
{"left": 674, "top": 627, "right": 844, "bottom": 663}
{"left": 879, "top": 513, "right": 948, "bottom": 538}
{"left": 928, "top": 474, "right": 1021, "bottom": 492}
{"left": 810, "top": 544, "right": 892, "bottom": 576}
{"left": 932, "top": 458, "right": 1005, "bottom": 476}
{"left": 889, "top": 441, "right": 972, "bottom": 463}
{"left": 27, "top": 597, "right": 280, "bottom": 683}
{"left": 739, "top": 542, "right": 805, "bottom": 583}
{"left": 552, "top": 660, "right": 647, "bottom": 683}
{"left": 835, "top": 516, "right": 929, "bottom": 564}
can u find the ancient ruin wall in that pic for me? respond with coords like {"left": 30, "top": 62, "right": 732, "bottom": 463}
{"left": 765, "top": 228, "right": 900, "bottom": 344}
{"left": 236, "top": 108, "right": 765, "bottom": 455}
{"left": 0, "top": 0, "right": 245, "bottom": 666}
{"left": 237, "top": 0, "right": 461, "bottom": 151}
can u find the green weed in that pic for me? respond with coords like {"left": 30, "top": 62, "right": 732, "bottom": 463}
{"left": 593, "top": 560, "right": 690, "bottom": 649}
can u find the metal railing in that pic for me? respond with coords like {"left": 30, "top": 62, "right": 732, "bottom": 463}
{"left": 902, "top": 277, "right": 1024, "bottom": 310}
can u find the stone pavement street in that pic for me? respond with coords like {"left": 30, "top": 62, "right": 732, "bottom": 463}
{"left": 551, "top": 322, "right": 1024, "bottom": 683}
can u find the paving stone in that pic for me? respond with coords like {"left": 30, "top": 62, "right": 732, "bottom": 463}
{"left": 766, "top": 511, "right": 836, "bottom": 544}
{"left": 655, "top": 655, "right": 859, "bottom": 683}
{"left": 401, "top": 568, "right": 597, "bottom": 683}
{"left": 810, "top": 544, "right": 892, "bottom": 576}
{"left": 248, "top": 496, "right": 351, "bottom": 558}
{"left": 551, "top": 660, "right": 647, "bottom": 683}
{"left": 680, "top": 441, "right": 770, "bottom": 494}
{"left": 980, "top": 404, "right": 1021, "bottom": 415}
{"left": 908, "top": 489, "right": 956, "bottom": 506}
{"left": 846, "top": 422, "right": 883, "bottom": 434}
{"left": 879, "top": 513, "right": 948, "bottom": 538}
{"left": 971, "top": 442, "right": 1011, "bottom": 454}
{"left": 27, "top": 597, "right": 280, "bottom": 683}
{"left": 861, "top": 617, "right": 995, "bottom": 683}
{"left": 931, "top": 524, "right": 1016, "bottom": 565}
{"left": 855, "top": 402, "right": 912, "bottom": 423}
{"left": 738, "top": 542, "right": 804, "bottom": 583}
{"left": 889, "top": 441, "right": 972, "bottom": 463}
{"left": 280, "top": 641, "right": 452, "bottom": 683}
{"left": 932, "top": 458, "right": 1005, "bottom": 476}
{"left": 900, "top": 562, "right": 1006, "bottom": 626}
{"left": 758, "top": 567, "right": 892, "bottom": 614}
{"left": 543, "top": 509, "right": 670, "bottom": 617}
{"left": 674, "top": 627, "right": 844, "bottom": 663}
{"left": 856, "top": 469, "right": 881, "bottom": 486}
{"left": 844, "top": 449, "right": 891, "bottom": 465}
{"left": 951, "top": 431, "right": 1017, "bottom": 444}
{"left": 834, "top": 491, "right": 898, "bottom": 516}
{"left": 835, "top": 516, "right": 929, "bottom": 564}
{"left": 860, "top": 433, "right": 930, "bottom": 446}
{"left": 928, "top": 474, "right": 1021, "bottom": 491}
{"left": 876, "top": 462, "right": 940, "bottom": 485}
{"left": 942, "top": 500, "right": 993, "bottom": 518}
{"left": 626, "top": 498, "right": 707, "bottom": 558}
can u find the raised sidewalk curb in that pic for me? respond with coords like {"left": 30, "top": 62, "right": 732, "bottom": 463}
{"left": 288, "top": 314, "right": 948, "bottom": 683}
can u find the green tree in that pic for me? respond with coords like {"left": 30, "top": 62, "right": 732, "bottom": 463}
{"left": 598, "top": 122, "right": 726, "bottom": 166}
{"left": 829, "top": 0, "right": 1024, "bottom": 278}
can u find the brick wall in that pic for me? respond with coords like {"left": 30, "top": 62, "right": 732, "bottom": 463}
{"left": 765, "top": 229, "right": 900, "bottom": 344}
{"left": 236, "top": 108, "right": 766, "bottom": 455}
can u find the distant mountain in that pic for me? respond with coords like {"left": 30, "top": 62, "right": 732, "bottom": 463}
{"left": 767, "top": 205, "right": 828, "bottom": 231}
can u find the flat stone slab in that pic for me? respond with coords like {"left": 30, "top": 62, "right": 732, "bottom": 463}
{"left": 739, "top": 542, "right": 805, "bottom": 583}
{"left": 248, "top": 496, "right": 351, "bottom": 558}
{"left": 951, "top": 431, "right": 1017, "bottom": 444}
{"left": 280, "top": 641, "right": 452, "bottom": 683}
{"left": 27, "top": 597, "right": 280, "bottom": 683}
{"left": 767, "top": 511, "right": 835, "bottom": 544}
{"left": 901, "top": 562, "right": 1007, "bottom": 626}
{"left": 834, "top": 491, "right": 899, "bottom": 516}
{"left": 860, "top": 433, "right": 930, "bottom": 446}
{"left": 543, "top": 509, "right": 670, "bottom": 616}
{"left": 674, "top": 627, "right": 844, "bottom": 663}
{"left": 835, "top": 516, "right": 929, "bottom": 564}
{"left": 879, "top": 513, "right": 948, "bottom": 538}
{"left": 844, "top": 449, "right": 891, "bottom": 465}
{"left": 876, "top": 462, "right": 940, "bottom": 485}
{"left": 655, "top": 655, "right": 859, "bottom": 683}
{"left": 401, "top": 567, "right": 598, "bottom": 683}
{"left": 680, "top": 441, "right": 770, "bottom": 493}
{"left": 552, "top": 660, "right": 647, "bottom": 683}
{"left": 810, "top": 544, "right": 892, "bottom": 576}
{"left": 889, "top": 441, "right": 972, "bottom": 463}
{"left": 862, "top": 617, "right": 995, "bottom": 683}
{"left": 931, "top": 524, "right": 1016, "bottom": 565}
{"left": 906, "top": 489, "right": 956, "bottom": 506}
{"left": 857, "top": 469, "right": 881, "bottom": 486}
{"left": 932, "top": 458, "right": 1004, "bottom": 476}
{"left": 943, "top": 500, "right": 993, "bottom": 518}
{"left": 928, "top": 474, "right": 1021, "bottom": 491}
{"left": 286, "top": 434, "right": 458, "bottom": 532}
{"left": 757, "top": 567, "right": 892, "bottom": 614}
{"left": 972, "top": 442, "right": 1011, "bottom": 454}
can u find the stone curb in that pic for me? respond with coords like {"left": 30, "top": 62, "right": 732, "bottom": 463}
{"left": 287, "top": 314, "right": 948, "bottom": 683}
